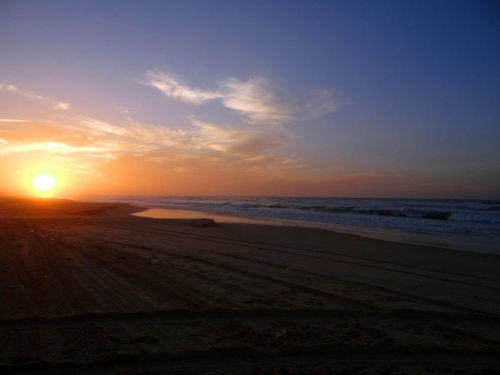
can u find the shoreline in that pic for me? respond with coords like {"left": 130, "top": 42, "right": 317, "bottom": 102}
{"left": 133, "top": 206, "right": 500, "bottom": 255}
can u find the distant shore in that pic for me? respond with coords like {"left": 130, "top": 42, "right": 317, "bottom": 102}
{"left": 0, "top": 196, "right": 145, "bottom": 218}
{"left": 1, "top": 197, "right": 499, "bottom": 374}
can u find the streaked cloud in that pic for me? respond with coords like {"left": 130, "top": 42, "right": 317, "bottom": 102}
{"left": 0, "top": 79, "right": 309, "bottom": 185}
{"left": 114, "top": 106, "right": 132, "bottom": 115}
{"left": 305, "top": 90, "right": 339, "bottom": 119}
{"left": 189, "top": 117, "right": 292, "bottom": 155}
{"left": 5, "top": 84, "right": 47, "bottom": 102}
{"left": 221, "top": 77, "right": 294, "bottom": 125}
{"left": 1, "top": 141, "right": 69, "bottom": 154}
{"left": 0, "top": 118, "right": 29, "bottom": 123}
{"left": 1, "top": 83, "right": 71, "bottom": 111}
{"left": 145, "top": 71, "right": 223, "bottom": 104}
{"left": 144, "top": 70, "right": 338, "bottom": 125}
{"left": 77, "top": 116, "right": 189, "bottom": 152}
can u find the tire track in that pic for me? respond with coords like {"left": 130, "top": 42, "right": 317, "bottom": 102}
{"left": 69, "top": 233, "right": 328, "bottom": 310}
{"left": 65, "top": 239, "right": 234, "bottom": 311}
{"left": 97, "top": 223, "right": 500, "bottom": 287}
{"left": 2, "top": 241, "right": 37, "bottom": 319}
{"left": 8, "top": 239, "right": 45, "bottom": 318}
{"left": 82, "top": 225, "right": 484, "bottom": 314}
{"left": 27, "top": 232, "right": 84, "bottom": 317}
{"left": 151, "top": 245, "right": 377, "bottom": 310}
{"left": 208, "top": 250, "right": 495, "bottom": 315}
{"left": 86, "top": 235, "right": 373, "bottom": 310}
{"left": 67, "top": 249, "right": 167, "bottom": 313}
{"left": 59, "top": 226, "right": 377, "bottom": 310}
{"left": 90, "top": 223, "right": 499, "bottom": 315}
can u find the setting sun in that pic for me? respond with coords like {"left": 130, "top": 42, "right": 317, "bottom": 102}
{"left": 32, "top": 174, "right": 56, "bottom": 192}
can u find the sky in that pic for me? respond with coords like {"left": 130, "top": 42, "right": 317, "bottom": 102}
{"left": 1, "top": 0, "right": 499, "bottom": 199}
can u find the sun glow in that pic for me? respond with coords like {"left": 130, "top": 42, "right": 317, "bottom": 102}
{"left": 32, "top": 173, "right": 56, "bottom": 192}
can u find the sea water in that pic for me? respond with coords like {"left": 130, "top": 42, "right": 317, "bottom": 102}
{"left": 92, "top": 196, "right": 500, "bottom": 254}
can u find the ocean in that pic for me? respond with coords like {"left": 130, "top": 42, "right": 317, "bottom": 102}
{"left": 92, "top": 196, "right": 500, "bottom": 254}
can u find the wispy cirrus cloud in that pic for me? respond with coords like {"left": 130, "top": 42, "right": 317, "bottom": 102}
{"left": 189, "top": 117, "right": 292, "bottom": 155}
{"left": 114, "top": 106, "right": 132, "bottom": 115}
{"left": 145, "top": 71, "right": 223, "bottom": 104}
{"left": 144, "top": 71, "right": 338, "bottom": 125}
{"left": 0, "top": 141, "right": 112, "bottom": 155}
{"left": 77, "top": 116, "right": 189, "bottom": 152}
{"left": 305, "top": 90, "right": 339, "bottom": 119}
{"left": 0, "top": 118, "right": 29, "bottom": 123}
{"left": 3, "top": 84, "right": 47, "bottom": 101}
{"left": 1, "top": 84, "right": 71, "bottom": 112}
{"left": 0, "top": 109, "right": 297, "bottom": 179}
{"left": 0, "top": 78, "right": 307, "bottom": 181}
{"left": 221, "top": 77, "right": 294, "bottom": 125}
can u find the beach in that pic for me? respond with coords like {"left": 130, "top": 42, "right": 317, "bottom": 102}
{"left": 1, "top": 198, "right": 500, "bottom": 374}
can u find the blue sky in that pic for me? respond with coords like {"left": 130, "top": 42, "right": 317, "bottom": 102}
{"left": 1, "top": 0, "right": 499, "bottom": 198}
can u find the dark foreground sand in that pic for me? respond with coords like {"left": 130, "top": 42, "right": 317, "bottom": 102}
{"left": 1, "top": 198, "right": 499, "bottom": 374}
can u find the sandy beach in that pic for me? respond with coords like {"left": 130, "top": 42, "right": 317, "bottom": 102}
{"left": 1, "top": 198, "right": 499, "bottom": 374}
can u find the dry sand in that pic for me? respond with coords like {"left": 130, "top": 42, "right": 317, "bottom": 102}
{"left": 1, "top": 198, "right": 499, "bottom": 374}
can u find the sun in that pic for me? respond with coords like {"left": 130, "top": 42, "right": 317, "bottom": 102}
{"left": 32, "top": 174, "right": 56, "bottom": 192}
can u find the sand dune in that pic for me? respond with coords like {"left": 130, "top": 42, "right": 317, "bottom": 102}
{"left": 1, "top": 198, "right": 499, "bottom": 374}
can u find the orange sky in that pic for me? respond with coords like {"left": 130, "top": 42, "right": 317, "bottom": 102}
{"left": 0, "top": 83, "right": 496, "bottom": 199}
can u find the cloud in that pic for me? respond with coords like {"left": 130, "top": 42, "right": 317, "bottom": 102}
{"left": 305, "top": 90, "right": 339, "bottom": 119}
{"left": 114, "top": 106, "right": 131, "bottom": 115}
{"left": 145, "top": 71, "right": 223, "bottom": 104}
{"left": 0, "top": 117, "right": 122, "bottom": 159}
{"left": 221, "top": 77, "right": 294, "bottom": 125}
{"left": 144, "top": 71, "right": 336, "bottom": 125}
{"left": 1, "top": 79, "right": 302, "bottom": 179}
{"left": 0, "top": 114, "right": 300, "bottom": 181}
{"left": 229, "top": 135, "right": 286, "bottom": 155}
{"left": 1, "top": 83, "right": 71, "bottom": 111}
{"left": 78, "top": 117, "right": 132, "bottom": 137}
{"left": 6, "top": 85, "right": 47, "bottom": 101}
{"left": 189, "top": 117, "right": 292, "bottom": 156}
{"left": 189, "top": 118, "right": 237, "bottom": 151}
{"left": 1, "top": 141, "right": 69, "bottom": 154}
{"left": 77, "top": 117, "right": 188, "bottom": 152}
{"left": 53, "top": 102, "right": 70, "bottom": 112}
{"left": 0, "top": 118, "right": 29, "bottom": 123}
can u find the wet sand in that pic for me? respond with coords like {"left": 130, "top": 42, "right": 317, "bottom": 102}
{"left": 134, "top": 208, "right": 500, "bottom": 255}
{"left": 1, "top": 198, "right": 500, "bottom": 374}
